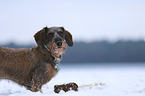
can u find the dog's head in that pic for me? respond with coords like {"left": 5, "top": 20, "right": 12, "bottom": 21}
{"left": 34, "top": 27, "right": 73, "bottom": 59}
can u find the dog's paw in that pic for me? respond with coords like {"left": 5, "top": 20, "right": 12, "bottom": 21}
{"left": 30, "top": 86, "right": 42, "bottom": 92}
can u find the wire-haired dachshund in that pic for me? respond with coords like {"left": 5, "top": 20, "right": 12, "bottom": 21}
{"left": 0, "top": 26, "right": 73, "bottom": 92}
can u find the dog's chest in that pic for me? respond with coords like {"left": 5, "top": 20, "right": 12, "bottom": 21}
{"left": 43, "top": 64, "right": 57, "bottom": 83}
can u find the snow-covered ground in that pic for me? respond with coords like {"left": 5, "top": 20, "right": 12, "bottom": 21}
{"left": 0, "top": 63, "right": 145, "bottom": 96}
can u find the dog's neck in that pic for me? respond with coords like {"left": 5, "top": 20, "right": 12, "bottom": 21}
{"left": 34, "top": 46, "right": 55, "bottom": 63}
{"left": 43, "top": 45, "right": 61, "bottom": 64}
{"left": 34, "top": 46, "right": 61, "bottom": 70}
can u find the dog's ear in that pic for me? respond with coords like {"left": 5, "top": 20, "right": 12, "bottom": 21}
{"left": 64, "top": 29, "right": 73, "bottom": 47}
{"left": 34, "top": 27, "right": 47, "bottom": 46}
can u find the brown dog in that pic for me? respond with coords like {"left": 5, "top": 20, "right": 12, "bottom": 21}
{"left": 0, "top": 27, "right": 73, "bottom": 92}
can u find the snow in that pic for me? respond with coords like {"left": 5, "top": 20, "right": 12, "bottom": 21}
{"left": 0, "top": 63, "right": 145, "bottom": 96}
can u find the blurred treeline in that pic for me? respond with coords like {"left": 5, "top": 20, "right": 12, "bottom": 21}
{"left": 0, "top": 40, "right": 145, "bottom": 63}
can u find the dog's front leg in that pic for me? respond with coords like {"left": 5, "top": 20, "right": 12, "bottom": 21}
{"left": 30, "top": 69, "right": 44, "bottom": 92}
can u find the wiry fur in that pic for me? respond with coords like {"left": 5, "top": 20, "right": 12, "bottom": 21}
{"left": 0, "top": 26, "right": 73, "bottom": 92}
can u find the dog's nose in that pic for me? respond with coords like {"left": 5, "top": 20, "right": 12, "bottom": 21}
{"left": 56, "top": 41, "right": 62, "bottom": 47}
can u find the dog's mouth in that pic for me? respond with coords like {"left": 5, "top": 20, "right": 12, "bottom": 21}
{"left": 53, "top": 48, "right": 64, "bottom": 59}
{"left": 51, "top": 41, "right": 66, "bottom": 59}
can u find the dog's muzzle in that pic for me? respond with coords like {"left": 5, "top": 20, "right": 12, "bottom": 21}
{"left": 50, "top": 40, "right": 66, "bottom": 59}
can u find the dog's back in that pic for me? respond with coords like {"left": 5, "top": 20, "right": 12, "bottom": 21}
{"left": 0, "top": 47, "right": 34, "bottom": 66}
{"left": 0, "top": 47, "right": 35, "bottom": 81}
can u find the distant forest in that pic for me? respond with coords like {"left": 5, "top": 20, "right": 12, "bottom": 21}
{"left": 0, "top": 40, "right": 145, "bottom": 63}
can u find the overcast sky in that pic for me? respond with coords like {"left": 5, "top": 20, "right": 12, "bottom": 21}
{"left": 0, "top": 0, "right": 145, "bottom": 44}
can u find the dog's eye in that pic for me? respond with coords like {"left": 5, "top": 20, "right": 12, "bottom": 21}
{"left": 48, "top": 32, "right": 54, "bottom": 36}
{"left": 58, "top": 31, "right": 63, "bottom": 37}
